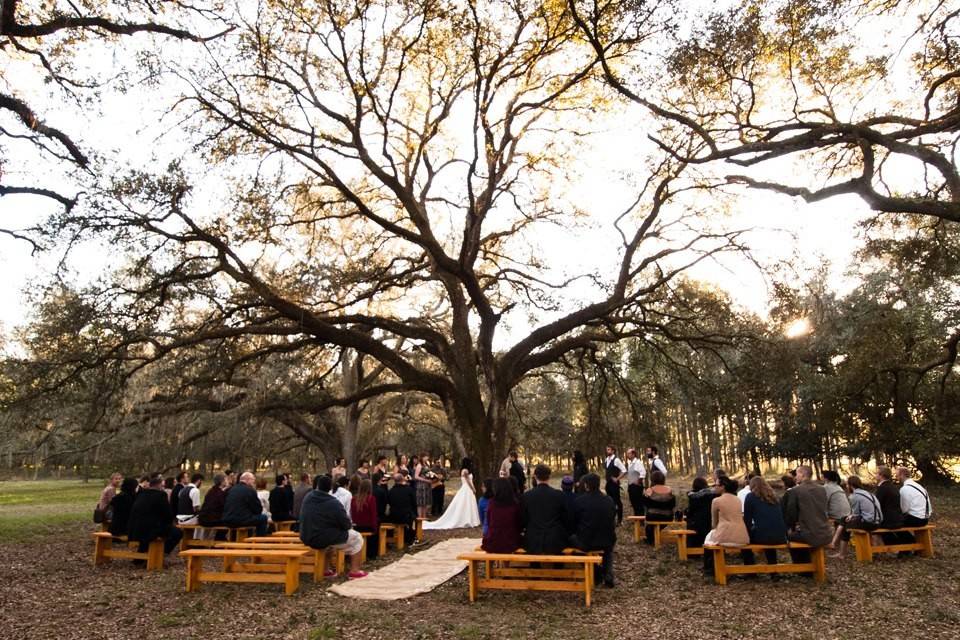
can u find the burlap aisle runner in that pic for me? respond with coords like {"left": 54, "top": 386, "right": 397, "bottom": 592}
{"left": 328, "top": 537, "right": 480, "bottom": 600}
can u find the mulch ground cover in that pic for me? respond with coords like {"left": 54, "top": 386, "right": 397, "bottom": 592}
{"left": 1, "top": 490, "right": 957, "bottom": 640}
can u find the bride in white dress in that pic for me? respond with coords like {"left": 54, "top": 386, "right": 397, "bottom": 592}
{"left": 422, "top": 461, "right": 481, "bottom": 530}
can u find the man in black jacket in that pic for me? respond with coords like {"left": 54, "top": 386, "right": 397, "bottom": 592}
{"left": 509, "top": 453, "right": 526, "bottom": 493}
{"left": 521, "top": 464, "right": 570, "bottom": 555}
{"left": 127, "top": 473, "right": 182, "bottom": 556}
{"left": 373, "top": 472, "right": 390, "bottom": 521}
{"left": 269, "top": 473, "right": 294, "bottom": 524}
{"left": 570, "top": 473, "right": 617, "bottom": 587}
{"left": 300, "top": 476, "right": 366, "bottom": 578}
{"left": 222, "top": 471, "right": 268, "bottom": 536}
{"left": 386, "top": 472, "right": 418, "bottom": 545}
{"left": 876, "top": 465, "right": 914, "bottom": 549}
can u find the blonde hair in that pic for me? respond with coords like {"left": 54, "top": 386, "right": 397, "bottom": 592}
{"left": 749, "top": 476, "right": 778, "bottom": 505}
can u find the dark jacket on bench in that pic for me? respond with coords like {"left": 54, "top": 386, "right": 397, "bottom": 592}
{"left": 386, "top": 484, "right": 417, "bottom": 525}
{"left": 876, "top": 481, "right": 904, "bottom": 529}
{"left": 743, "top": 492, "right": 788, "bottom": 545}
{"left": 198, "top": 485, "right": 227, "bottom": 526}
{"left": 269, "top": 485, "right": 294, "bottom": 522}
{"left": 127, "top": 488, "right": 174, "bottom": 542}
{"left": 521, "top": 483, "right": 570, "bottom": 554}
{"left": 572, "top": 491, "right": 616, "bottom": 551}
{"left": 783, "top": 480, "right": 833, "bottom": 547}
{"left": 108, "top": 491, "right": 136, "bottom": 537}
{"left": 222, "top": 483, "right": 263, "bottom": 526}
{"left": 299, "top": 490, "right": 350, "bottom": 549}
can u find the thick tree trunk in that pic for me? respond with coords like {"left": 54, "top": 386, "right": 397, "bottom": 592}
{"left": 916, "top": 456, "right": 955, "bottom": 485}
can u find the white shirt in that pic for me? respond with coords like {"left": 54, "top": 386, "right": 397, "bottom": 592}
{"left": 736, "top": 486, "right": 751, "bottom": 511}
{"left": 651, "top": 456, "right": 667, "bottom": 477}
{"left": 899, "top": 479, "right": 932, "bottom": 519}
{"left": 333, "top": 487, "right": 353, "bottom": 520}
{"left": 604, "top": 455, "right": 626, "bottom": 477}
{"left": 175, "top": 483, "right": 202, "bottom": 522}
{"left": 625, "top": 458, "right": 646, "bottom": 483}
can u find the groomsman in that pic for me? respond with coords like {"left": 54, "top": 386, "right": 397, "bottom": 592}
{"left": 604, "top": 445, "right": 626, "bottom": 525}
{"left": 625, "top": 448, "right": 646, "bottom": 517}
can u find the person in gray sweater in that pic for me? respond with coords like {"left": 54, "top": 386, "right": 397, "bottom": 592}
{"left": 829, "top": 475, "right": 882, "bottom": 557}
{"left": 783, "top": 466, "right": 833, "bottom": 568}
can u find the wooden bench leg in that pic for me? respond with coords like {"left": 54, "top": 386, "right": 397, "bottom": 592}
{"left": 713, "top": 549, "right": 727, "bottom": 586}
{"left": 93, "top": 535, "right": 110, "bottom": 566}
{"left": 396, "top": 528, "right": 406, "bottom": 551}
{"left": 812, "top": 546, "right": 826, "bottom": 582}
{"left": 360, "top": 537, "right": 367, "bottom": 565}
{"left": 378, "top": 530, "right": 388, "bottom": 557}
{"left": 917, "top": 528, "right": 934, "bottom": 558}
{"left": 677, "top": 535, "right": 688, "bottom": 561}
{"left": 416, "top": 519, "right": 424, "bottom": 543}
{"left": 285, "top": 557, "right": 300, "bottom": 596}
{"left": 336, "top": 550, "right": 346, "bottom": 576}
{"left": 467, "top": 559, "right": 477, "bottom": 602}
{"left": 633, "top": 520, "right": 642, "bottom": 544}
{"left": 653, "top": 525, "right": 662, "bottom": 549}
{"left": 186, "top": 555, "right": 202, "bottom": 592}
{"left": 147, "top": 540, "right": 164, "bottom": 571}
{"left": 583, "top": 562, "right": 591, "bottom": 607}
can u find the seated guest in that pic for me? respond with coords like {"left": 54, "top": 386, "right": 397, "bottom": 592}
{"left": 269, "top": 473, "right": 294, "bottom": 524}
{"left": 783, "top": 465, "right": 833, "bottom": 567}
{"left": 477, "top": 478, "right": 494, "bottom": 537}
{"left": 386, "top": 472, "right": 418, "bottom": 545}
{"left": 830, "top": 475, "right": 882, "bottom": 558}
{"left": 176, "top": 473, "right": 204, "bottom": 524}
{"left": 97, "top": 472, "right": 122, "bottom": 524}
{"left": 482, "top": 478, "right": 523, "bottom": 553}
{"left": 560, "top": 475, "right": 577, "bottom": 518}
{"left": 108, "top": 477, "right": 140, "bottom": 536}
{"left": 292, "top": 472, "right": 312, "bottom": 520}
{"left": 780, "top": 473, "right": 797, "bottom": 514}
{"left": 373, "top": 472, "right": 390, "bottom": 522}
{"left": 332, "top": 475, "right": 353, "bottom": 518}
{"left": 736, "top": 472, "right": 755, "bottom": 510}
{"left": 570, "top": 473, "right": 617, "bottom": 587}
{"left": 255, "top": 477, "right": 271, "bottom": 521}
{"left": 170, "top": 471, "right": 188, "bottom": 509}
{"left": 702, "top": 475, "right": 749, "bottom": 576}
{"left": 127, "top": 473, "right": 183, "bottom": 557}
{"left": 823, "top": 470, "right": 850, "bottom": 523}
{"left": 876, "top": 465, "right": 913, "bottom": 548}
{"left": 521, "top": 464, "right": 570, "bottom": 555}
{"left": 350, "top": 478, "right": 379, "bottom": 560}
{"left": 741, "top": 476, "right": 787, "bottom": 569}
{"left": 896, "top": 466, "right": 932, "bottom": 527}
{"left": 641, "top": 470, "right": 675, "bottom": 544}
{"left": 300, "top": 475, "right": 367, "bottom": 579}
{"left": 198, "top": 473, "right": 228, "bottom": 539}
{"left": 685, "top": 477, "right": 717, "bottom": 548}
{"left": 222, "top": 471, "right": 269, "bottom": 536}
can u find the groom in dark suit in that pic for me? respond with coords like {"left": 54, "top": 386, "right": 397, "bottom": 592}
{"left": 521, "top": 464, "right": 570, "bottom": 555}
{"left": 509, "top": 453, "right": 526, "bottom": 492}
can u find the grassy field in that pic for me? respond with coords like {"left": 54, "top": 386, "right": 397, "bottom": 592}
{"left": 0, "top": 479, "right": 957, "bottom": 640}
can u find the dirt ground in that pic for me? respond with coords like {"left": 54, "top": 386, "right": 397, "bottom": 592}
{"left": 1, "top": 490, "right": 957, "bottom": 640}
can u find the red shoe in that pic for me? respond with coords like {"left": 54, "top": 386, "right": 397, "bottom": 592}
{"left": 323, "top": 569, "right": 337, "bottom": 577}
{"left": 348, "top": 571, "right": 368, "bottom": 579}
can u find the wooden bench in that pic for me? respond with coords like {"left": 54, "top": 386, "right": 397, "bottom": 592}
{"left": 416, "top": 517, "right": 427, "bottom": 542}
{"left": 850, "top": 525, "right": 935, "bottom": 562}
{"left": 471, "top": 546, "right": 603, "bottom": 590}
{"left": 458, "top": 552, "right": 603, "bottom": 607}
{"left": 703, "top": 542, "right": 826, "bottom": 585}
{"left": 627, "top": 516, "right": 685, "bottom": 548}
{"left": 92, "top": 532, "right": 164, "bottom": 571}
{"left": 272, "top": 520, "right": 297, "bottom": 532}
{"left": 378, "top": 523, "right": 406, "bottom": 556}
{"left": 238, "top": 534, "right": 368, "bottom": 575}
{"left": 215, "top": 541, "right": 330, "bottom": 581}
{"left": 181, "top": 548, "right": 308, "bottom": 595}
{"left": 177, "top": 524, "right": 255, "bottom": 551}
{"left": 666, "top": 529, "right": 701, "bottom": 560}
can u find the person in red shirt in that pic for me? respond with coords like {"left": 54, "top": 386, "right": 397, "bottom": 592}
{"left": 482, "top": 478, "right": 522, "bottom": 553}
{"left": 350, "top": 478, "right": 380, "bottom": 560}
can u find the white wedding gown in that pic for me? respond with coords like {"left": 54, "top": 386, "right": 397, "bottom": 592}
{"left": 422, "top": 471, "right": 481, "bottom": 530}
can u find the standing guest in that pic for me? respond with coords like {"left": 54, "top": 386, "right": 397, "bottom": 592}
{"left": 176, "top": 473, "right": 204, "bottom": 524}
{"left": 127, "top": 473, "right": 183, "bottom": 558}
{"left": 829, "top": 475, "right": 883, "bottom": 558}
{"left": 292, "top": 472, "right": 313, "bottom": 520}
{"left": 572, "top": 450, "right": 589, "bottom": 488}
{"left": 603, "top": 445, "right": 626, "bottom": 525}
{"left": 896, "top": 467, "right": 932, "bottom": 527}
{"left": 875, "top": 465, "right": 914, "bottom": 548}
{"left": 685, "top": 477, "right": 717, "bottom": 549}
{"left": 413, "top": 454, "right": 433, "bottom": 519}
{"left": 97, "top": 472, "right": 123, "bottom": 523}
{"left": 269, "top": 473, "right": 294, "bottom": 524}
{"left": 108, "top": 478, "right": 140, "bottom": 536}
{"left": 170, "top": 471, "right": 189, "bottom": 509}
{"left": 431, "top": 461, "right": 447, "bottom": 517}
{"left": 736, "top": 473, "right": 755, "bottom": 511}
{"left": 163, "top": 477, "right": 175, "bottom": 502}
{"left": 373, "top": 472, "right": 390, "bottom": 522}
{"left": 741, "top": 477, "right": 787, "bottom": 570}
{"left": 332, "top": 475, "right": 353, "bottom": 519}
{"left": 520, "top": 464, "right": 570, "bottom": 555}
{"left": 372, "top": 456, "right": 390, "bottom": 484}
{"left": 625, "top": 448, "right": 646, "bottom": 516}
{"left": 509, "top": 453, "right": 527, "bottom": 493}
{"left": 783, "top": 466, "right": 833, "bottom": 567}
{"left": 648, "top": 446, "right": 668, "bottom": 478}
{"left": 482, "top": 478, "right": 523, "bottom": 553}
{"left": 222, "top": 471, "right": 269, "bottom": 536}
{"left": 330, "top": 458, "right": 348, "bottom": 482}
{"left": 198, "top": 473, "right": 228, "bottom": 528}
{"left": 394, "top": 454, "right": 408, "bottom": 475}
{"left": 255, "top": 477, "right": 271, "bottom": 521}
{"left": 478, "top": 478, "right": 494, "bottom": 536}
{"left": 641, "top": 470, "right": 676, "bottom": 544}
{"left": 300, "top": 475, "right": 367, "bottom": 579}
{"left": 356, "top": 460, "right": 371, "bottom": 480}
{"left": 351, "top": 478, "right": 380, "bottom": 560}
{"left": 570, "top": 473, "right": 617, "bottom": 587}
{"left": 386, "top": 472, "right": 418, "bottom": 545}
{"left": 407, "top": 455, "right": 419, "bottom": 479}
{"left": 702, "top": 475, "right": 749, "bottom": 577}
{"left": 560, "top": 475, "right": 577, "bottom": 520}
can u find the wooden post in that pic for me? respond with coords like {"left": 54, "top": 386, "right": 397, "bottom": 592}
{"left": 812, "top": 546, "right": 826, "bottom": 583}
{"left": 186, "top": 555, "right": 202, "bottom": 592}
{"left": 284, "top": 557, "right": 300, "bottom": 596}
{"left": 583, "top": 562, "right": 591, "bottom": 608}
{"left": 918, "top": 527, "right": 934, "bottom": 558}
{"left": 713, "top": 548, "right": 727, "bottom": 586}
{"left": 146, "top": 539, "right": 164, "bottom": 571}
{"left": 467, "top": 559, "right": 477, "bottom": 602}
